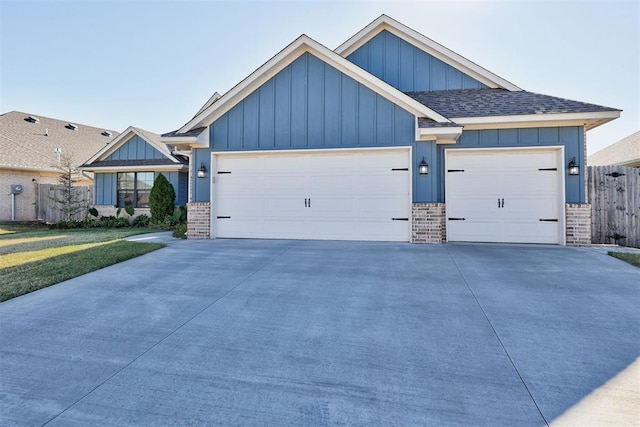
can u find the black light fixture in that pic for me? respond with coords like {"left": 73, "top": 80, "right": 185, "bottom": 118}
{"left": 418, "top": 157, "right": 429, "bottom": 175}
{"left": 197, "top": 162, "right": 207, "bottom": 178}
{"left": 568, "top": 157, "right": 580, "bottom": 175}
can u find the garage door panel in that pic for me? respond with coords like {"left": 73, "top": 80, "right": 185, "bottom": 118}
{"left": 214, "top": 149, "right": 410, "bottom": 242}
{"left": 446, "top": 149, "right": 562, "bottom": 244}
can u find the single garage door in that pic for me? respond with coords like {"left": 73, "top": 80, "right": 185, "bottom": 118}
{"left": 445, "top": 148, "right": 564, "bottom": 244}
{"left": 213, "top": 148, "right": 411, "bottom": 241}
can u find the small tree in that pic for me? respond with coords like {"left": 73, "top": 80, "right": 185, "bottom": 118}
{"left": 52, "top": 153, "right": 87, "bottom": 221}
{"left": 149, "top": 173, "right": 175, "bottom": 222}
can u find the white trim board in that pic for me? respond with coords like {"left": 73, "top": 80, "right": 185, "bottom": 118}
{"left": 335, "top": 15, "right": 522, "bottom": 92}
{"left": 85, "top": 126, "right": 181, "bottom": 165}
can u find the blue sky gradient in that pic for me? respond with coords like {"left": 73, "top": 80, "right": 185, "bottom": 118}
{"left": 1, "top": 0, "right": 638, "bottom": 154}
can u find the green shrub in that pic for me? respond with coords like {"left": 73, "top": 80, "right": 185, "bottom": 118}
{"left": 149, "top": 174, "right": 175, "bottom": 223}
{"left": 88, "top": 208, "right": 99, "bottom": 218}
{"left": 132, "top": 214, "right": 150, "bottom": 227}
{"left": 124, "top": 205, "right": 135, "bottom": 217}
{"left": 172, "top": 223, "right": 187, "bottom": 239}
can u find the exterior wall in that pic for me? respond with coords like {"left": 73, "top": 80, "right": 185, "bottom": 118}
{"left": 566, "top": 204, "right": 591, "bottom": 246}
{"left": 192, "top": 52, "right": 416, "bottom": 202}
{"left": 1, "top": 169, "right": 91, "bottom": 221}
{"left": 436, "top": 126, "right": 586, "bottom": 204}
{"left": 347, "top": 30, "right": 487, "bottom": 92}
{"left": 95, "top": 172, "right": 117, "bottom": 205}
{"left": 105, "top": 135, "right": 164, "bottom": 161}
{"left": 94, "top": 171, "right": 187, "bottom": 207}
{"left": 187, "top": 202, "right": 210, "bottom": 239}
{"left": 412, "top": 203, "right": 446, "bottom": 243}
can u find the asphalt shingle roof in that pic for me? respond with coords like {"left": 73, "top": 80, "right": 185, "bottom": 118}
{"left": 417, "top": 118, "right": 461, "bottom": 128}
{"left": 588, "top": 131, "right": 640, "bottom": 167}
{"left": 161, "top": 127, "right": 207, "bottom": 138}
{"left": 0, "top": 111, "right": 119, "bottom": 171}
{"left": 406, "top": 89, "right": 620, "bottom": 118}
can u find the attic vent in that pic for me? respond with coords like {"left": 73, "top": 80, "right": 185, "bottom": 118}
{"left": 101, "top": 130, "right": 112, "bottom": 137}
{"left": 66, "top": 123, "right": 78, "bottom": 130}
{"left": 25, "top": 116, "right": 40, "bottom": 123}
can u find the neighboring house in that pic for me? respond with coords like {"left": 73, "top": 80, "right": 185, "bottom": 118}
{"left": 80, "top": 126, "right": 188, "bottom": 218}
{"left": 154, "top": 15, "right": 620, "bottom": 245}
{"left": 588, "top": 131, "right": 640, "bottom": 167}
{"left": 0, "top": 111, "right": 118, "bottom": 221}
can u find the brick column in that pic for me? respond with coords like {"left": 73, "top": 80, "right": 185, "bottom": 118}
{"left": 566, "top": 204, "right": 591, "bottom": 246}
{"left": 187, "top": 202, "right": 210, "bottom": 239}
{"left": 412, "top": 203, "right": 446, "bottom": 243}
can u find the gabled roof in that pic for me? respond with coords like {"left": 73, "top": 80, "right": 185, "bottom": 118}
{"left": 193, "top": 92, "right": 221, "bottom": 118}
{"left": 175, "top": 34, "right": 454, "bottom": 136}
{"left": 0, "top": 111, "right": 118, "bottom": 172}
{"left": 82, "top": 126, "right": 185, "bottom": 168}
{"left": 335, "top": 15, "right": 522, "bottom": 92}
{"left": 407, "top": 89, "right": 620, "bottom": 130}
{"left": 588, "top": 131, "right": 640, "bottom": 167}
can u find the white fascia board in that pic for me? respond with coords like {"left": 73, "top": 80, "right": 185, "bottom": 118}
{"left": 194, "top": 92, "right": 222, "bottom": 117}
{"left": 85, "top": 126, "right": 137, "bottom": 164}
{"left": 179, "top": 35, "right": 452, "bottom": 134}
{"left": 452, "top": 110, "right": 621, "bottom": 130}
{"left": 159, "top": 129, "right": 209, "bottom": 149}
{"left": 416, "top": 125, "right": 463, "bottom": 143}
{"left": 85, "top": 126, "right": 181, "bottom": 164}
{"left": 335, "top": 15, "right": 522, "bottom": 92}
{"left": 79, "top": 164, "right": 187, "bottom": 173}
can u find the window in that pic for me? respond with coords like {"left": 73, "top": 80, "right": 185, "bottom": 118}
{"left": 117, "top": 172, "right": 154, "bottom": 208}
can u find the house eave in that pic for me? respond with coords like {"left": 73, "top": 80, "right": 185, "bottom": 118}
{"left": 80, "top": 165, "right": 188, "bottom": 173}
{"left": 452, "top": 110, "right": 621, "bottom": 131}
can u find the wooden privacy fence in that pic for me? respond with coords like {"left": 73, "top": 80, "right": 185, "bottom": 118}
{"left": 587, "top": 166, "right": 639, "bottom": 248}
{"left": 37, "top": 184, "right": 93, "bottom": 223}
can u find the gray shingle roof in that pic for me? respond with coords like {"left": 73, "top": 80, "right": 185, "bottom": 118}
{"left": 406, "top": 89, "right": 620, "bottom": 118}
{"left": 161, "top": 127, "right": 207, "bottom": 138}
{"left": 588, "top": 131, "right": 640, "bottom": 167}
{"left": 0, "top": 111, "right": 119, "bottom": 171}
{"left": 417, "top": 118, "right": 461, "bottom": 128}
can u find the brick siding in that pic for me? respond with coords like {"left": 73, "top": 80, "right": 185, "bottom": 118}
{"left": 187, "top": 202, "right": 211, "bottom": 239}
{"left": 412, "top": 203, "right": 446, "bottom": 243}
{"left": 566, "top": 204, "right": 591, "bottom": 246}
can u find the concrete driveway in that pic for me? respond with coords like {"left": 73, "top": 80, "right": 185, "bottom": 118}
{"left": 1, "top": 238, "right": 638, "bottom": 426}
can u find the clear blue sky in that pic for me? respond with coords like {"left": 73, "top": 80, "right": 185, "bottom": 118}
{"left": 1, "top": 0, "right": 638, "bottom": 154}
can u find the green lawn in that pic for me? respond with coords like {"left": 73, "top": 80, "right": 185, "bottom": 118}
{"left": 0, "top": 223, "right": 165, "bottom": 302}
{"left": 609, "top": 251, "right": 640, "bottom": 268}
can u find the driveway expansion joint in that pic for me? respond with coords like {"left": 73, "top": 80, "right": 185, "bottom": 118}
{"left": 444, "top": 245, "right": 550, "bottom": 427}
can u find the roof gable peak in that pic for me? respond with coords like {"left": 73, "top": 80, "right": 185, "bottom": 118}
{"left": 335, "top": 15, "right": 522, "bottom": 92}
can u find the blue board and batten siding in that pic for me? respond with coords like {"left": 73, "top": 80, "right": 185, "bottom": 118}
{"left": 105, "top": 135, "right": 165, "bottom": 161}
{"left": 192, "top": 50, "right": 585, "bottom": 205}
{"left": 346, "top": 30, "right": 487, "bottom": 92}
{"left": 193, "top": 52, "right": 417, "bottom": 202}
{"left": 94, "top": 171, "right": 187, "bottom": 206}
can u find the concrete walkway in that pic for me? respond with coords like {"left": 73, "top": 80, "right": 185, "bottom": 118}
{"left": 1, "top": 240, "right": 638, "bottom": 426}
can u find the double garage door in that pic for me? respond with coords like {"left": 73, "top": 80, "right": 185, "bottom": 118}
{"left": 446, "top": 148, "right": 564, "bottom": 244}
{"left": 211, "top": 147, "right": 564, "bottom": 244}
{"left": 213, "top": 148, "right": 411, "bottom": 242}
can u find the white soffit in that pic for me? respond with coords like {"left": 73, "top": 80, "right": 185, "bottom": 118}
{"left": 335, "top": 15, "right": 522, "bottom": 92}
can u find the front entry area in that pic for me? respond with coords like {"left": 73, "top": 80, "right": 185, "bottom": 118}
{"left": 445, "top": 148, "right": 565, "bottom": 244}
{"left": 212, "top": 148, "right": 411, "bottom": 241}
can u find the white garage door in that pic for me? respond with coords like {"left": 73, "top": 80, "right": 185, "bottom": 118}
{"left": 213, "top": 148, "right": 411, "bottom": 241}
{"left": 446, "top": 148, "right": 564, "bottom": 244}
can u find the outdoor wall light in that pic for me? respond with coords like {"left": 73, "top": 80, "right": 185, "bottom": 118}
{"left": 418, "top": 157, "right": 429, "bottom": 175}
{"left": 197, "top": 162, "right": 207, "bottom": 178}
{"left": 568, "top": 157, "right": 580, "bottom": 175}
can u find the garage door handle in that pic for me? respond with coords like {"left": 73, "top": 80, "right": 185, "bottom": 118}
{"left": 305, "top": 198, "right": 307, "bottom": 207}
{"left": 501, "top": 198, "right": 504, "bottom": 208}
{"left": 308, "top": 198, "right": 311, "bottom": 207}
{"left": 392, "top": 218, "right": 409, "bottom": 221}
{"left": 448, "top": 218, "right": 466, "bottom": 221}
{"left": 539, "top": 218, "right": 558, "bottom": 222}
{"left": 217, "top": 216, "right": 231, "bottom": 219}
